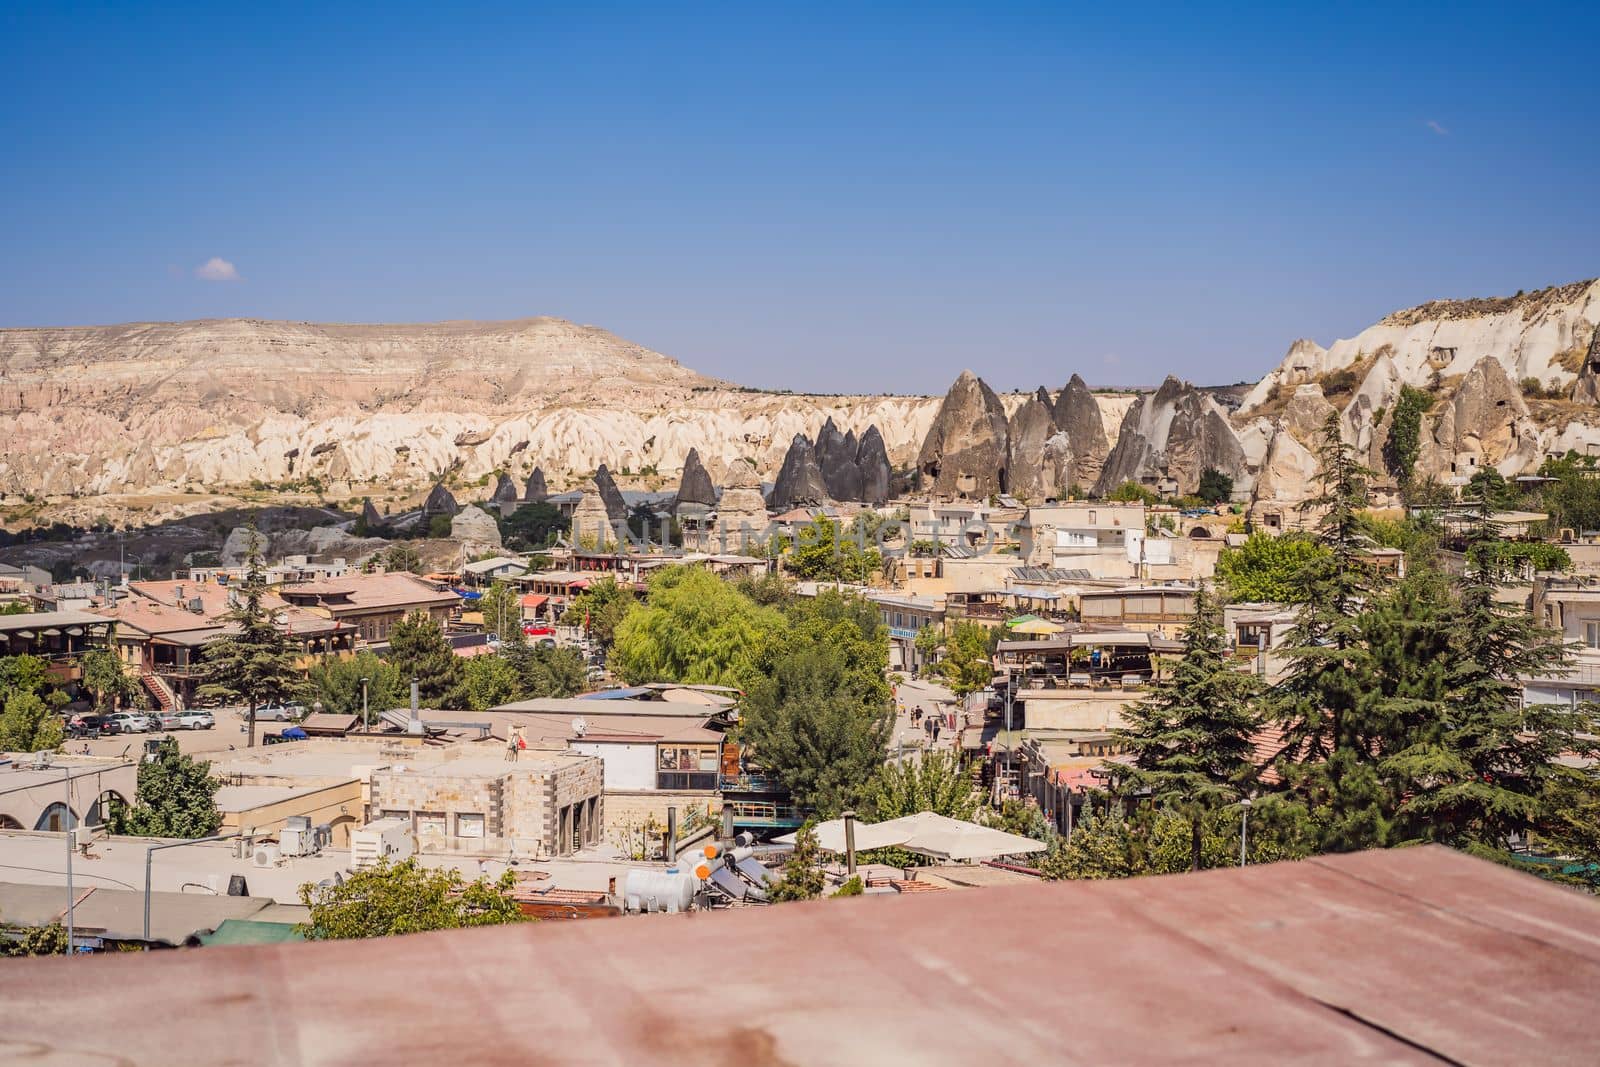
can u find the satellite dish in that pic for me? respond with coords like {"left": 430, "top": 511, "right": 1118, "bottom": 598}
{"left": 571, "top": 717, "right": 588, "bottom": 737}
{"left": 274, "top": 612, "right": 290, "bottom": 625}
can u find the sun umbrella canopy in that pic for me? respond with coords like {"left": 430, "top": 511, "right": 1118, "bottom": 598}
{"left": 1004, "top": 614, "right": 1041, "bottom": 628}
{"left": 775, "top": 811, "right": 1047, "bottom": 862}
{"left": 1009, "top": 618, "right": 1065, "bottom": 636}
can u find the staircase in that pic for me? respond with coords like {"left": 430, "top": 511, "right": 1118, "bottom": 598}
{"left": 142, "top": 671, "right": 177, "bottom": 712}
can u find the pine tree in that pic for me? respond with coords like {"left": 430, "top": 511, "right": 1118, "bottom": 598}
{"left": 1115, "top": 583, "right": 1261, "bottom": 870}
{"left": 1384, "top": 499, "right": 1598, "bottom": 847}
{"left": 387, "top": 610, "right": 466, "bottom": 709}
{"left": 768, "top": 822, "right": 827, "bottom": 901}
{"left": 197, "top": 527, "right": 303, "bottom": 747}
{"left": 1268, "top": 412, "right": 1390, "bottom": 851}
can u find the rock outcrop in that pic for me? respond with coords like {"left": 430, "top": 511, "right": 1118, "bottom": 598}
{"left": 570, "top": 482, "right": 617, "bottom": 548}
{"left": 1052, "top": 374, "right": 1110, "bottom": 489}
{"left": 592, "top": 464, "right": 628, "bottom": 522}
{"left": 1242, "top": 279, "right": 1600, "bottom": 414}
{"left": 524, "top": 467, "right": 548, "bottom": 503}
{"left": 1279, "top": 385, "right": 1337, "bottom": 450}
{"left": 856, "top": 425, "right": 892, "bottom": 505}
{"left": 490, "top": 472, "right": 520, "bottom": 505}
{"left": 422, "top": 483, "right": 459, "bottom": 518}
{"left": 917, "top": 371, "right": 1010, "bottom": 499}
{"left": 814, "top": 418, "right": 865, "bottom": 502}
{"left": 450, "top": 506, "right": 503, "bottom": 552}
{"left": 360, "top": 498, "right": 384, "bottom": 531}
{"left": 769, "top": 434, "right": 830, "bottom": 511}
{"left": 714, "top": 466, "right": 771, "bottom": 548}
{"left": 673, "top": 448, "right": 718, "bottom": 511}
{"left": 1415, "top": 357, "right": 1539, "bottom": 479}
{"left": 1006, "top": 389, "right": 1059, "bottom": 500}
{"left": 1093, "top": 377, "right": 1247, "bottom": 497}
{"left": 1572, "top": 325, "right": 1600, "bottom": 404}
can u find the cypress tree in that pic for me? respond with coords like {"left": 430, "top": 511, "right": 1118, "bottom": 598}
{"left": 387, "top": 611, "right": 467, "bottom": 709}
{"left": 1115, "top": 583, "right": 1261, "bottom": 870}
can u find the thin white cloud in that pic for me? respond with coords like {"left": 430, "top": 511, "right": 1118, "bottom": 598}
{"left": 195, "top": 257, "right": 241, "bottom": 282}
{"left": 1426, "top": 120, "right": 1450, "bottom": 137}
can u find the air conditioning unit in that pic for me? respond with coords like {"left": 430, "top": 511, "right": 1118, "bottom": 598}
{"left": 279, "top": 827, "right": 309, "bottom": 857}
{"left": 252, "top": 843, "right": 281, "bottom": 867}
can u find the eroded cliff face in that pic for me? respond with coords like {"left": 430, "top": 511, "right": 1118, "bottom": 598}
{"left": 1092, "top": 377, "right": 1247, "bottom": 497}
{"left": 0, "top": 316, "right": 942, "bottom": 501}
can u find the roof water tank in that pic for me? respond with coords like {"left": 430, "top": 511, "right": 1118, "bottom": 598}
{"left": 624, "top": 868, "right": 697, "bottom": 914}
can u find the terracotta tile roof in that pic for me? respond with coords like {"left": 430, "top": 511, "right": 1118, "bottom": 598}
{"left": 277, "top": 572, "right": 459, "bottom": 614}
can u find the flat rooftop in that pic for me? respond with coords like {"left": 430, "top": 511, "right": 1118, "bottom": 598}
{"left": 2, "top": 847, "right": 1598, "bottom": 1063}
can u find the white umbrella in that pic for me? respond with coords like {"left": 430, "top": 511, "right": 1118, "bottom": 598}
{"left": 773, "top": 817, "right": 912, "bottom": 853}
{"left": 872, "top": 811, "right": 1047, "bottom": 862}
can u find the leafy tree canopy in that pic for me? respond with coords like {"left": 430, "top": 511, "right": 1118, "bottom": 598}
{"left": 108, "top": 738, "right": 222, "bottom": 838}
{"left": 386, "top": 611, "right": 466, "bottom": 709}
{"left": 1215, "top": 531, "right": 1329, "bottom": 603}
{"left": 612, "top": 567, "right": 784, "bottom": 687}
{"left": 565, "top": 577, "right": 636, "bottom": 648}
{"left": 298, "top": 858, "right": 526, "bottom": 939}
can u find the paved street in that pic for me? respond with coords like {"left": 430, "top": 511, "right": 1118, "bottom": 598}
{"left": 66, "top": 705, "right": 282, "bottom": 760}
{"left": 889, "top": 676, "right": 970, "bottom": 758}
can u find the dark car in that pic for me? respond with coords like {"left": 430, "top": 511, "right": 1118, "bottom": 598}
{"left": 66, "top": 715, "right": 120, "bottom": 739}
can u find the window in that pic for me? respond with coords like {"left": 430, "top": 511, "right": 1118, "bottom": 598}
{"left": 456, "top": 813, "right": 485, "bottom": 839}
{"left": 1087, "top": 510, "right": 1097, "bottom": 525}
{"left": 415, "top": 811, "right": 447, "bottom": 838}
{"left": 1585, "top": 622, "right": 1600, "bottom": 649}
{"left": 657, "top": 745, "right": 720, "bottom": 790}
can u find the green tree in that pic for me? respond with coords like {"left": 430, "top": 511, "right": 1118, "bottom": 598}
{"left": 499, "top": 502, "right": 566, "bottom": 551}
{"left": 463, "top": 654, "right": 523, "bottom": 712}
{"left": 1197, "top": 467, "right": 1234, "bottom": 505}
{"left": 1384, "top": 506, "right": 1597, "bottom": 849}
{"left": 1384, "top": 385, "right": 1435, "bottom": 483}
{"left": 565, "top": 577, "right": 636, "bottom": 648}
{"left": 1268, "top": 412, "right": 1389, "bottom": 853}
{"left": 739, "top": 592, "right": 892, "bottom": 814}
{"left": 768, "top": 822, "right": 827, "bottom": 902}
{"left": 930, "top": 621, "right": 994, "bottom": 697}
{"left": 783, "top": 514, "right": 883, "bottom": 584}
{"left": 1039, "top": 803, "right": 1136, "bottom": 880}
{"left": 108, "top": 738, "right": 222, "bottom": 838}
{"left": 1115, "top": 583, "right": 1261, "bottom": 870}
{"left": 1538, "top": 451, "right": 1600, "bottom": 534}
{"left": 0, "top": 690, "right": 63, "bottom": 752}
{"left": 612, "top": 567, "right": 783, "bottom": 687}
{"left": 0, "top": 919, "right": 68, "bottom": 957}
{"left": 386, "top": 611, "right": 466, "bottom": 709}
{"left": 1466, "top": 467, "right": 1519, "bottom": 511}
{"left": 500, "top": 641, "right": 586, "bottom": 699}
{"left": 80, "top": 647, "right": 139, "bottom": 713}
{"left": 427, "top": 514, "right": 454, "bottom": 538}
{"left": 832, "top": 874, "right": 864, "bottom": 897}
{"left": 198, "top": 530, "right": 305, "bottom": 747}
{"left": 1214, "top": 532, "right": 1329, "bottom": 603}
{"left": 982, "top": 798, "right": 1051, "bottom": 842}
{"left": 298, "top": 858, "right": 526, "bottom": 939}
{"left": 1107, "top": 481, "right": 1159, "bottom": 504}
{"left": 477, "top": 581, "right": 523, "bottom": 643}
{"left": 307, "top": 650, "right": 403, "bottom": 725}
{"left": 380, "top": 542, "right": 423, "bottom": 574}
{"left": 864, "top": 750, "right": 978, "bottom": 822}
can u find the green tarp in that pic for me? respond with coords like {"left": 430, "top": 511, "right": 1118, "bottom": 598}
{"left": 197, "top": 919, "right": 305, "bottom": 946}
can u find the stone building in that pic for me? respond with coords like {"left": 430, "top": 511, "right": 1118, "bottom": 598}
{"left": 367, "top": 751, "right": 603, "bottom": 859}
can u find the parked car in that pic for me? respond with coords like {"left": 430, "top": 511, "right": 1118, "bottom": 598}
{"left": 254, "top": 703, "right": 304, "bottom": 722}
{"left": 66, "top": 714, "right": 119, "bottom": 739}
{"left": 175, "top": 710, "right": 215, "bottom": 730}
{"left": 157, "top": 711, "right": 185, "bottom": 731}
{"left": 107, "top": 711, "right": 155, "bottom": 733}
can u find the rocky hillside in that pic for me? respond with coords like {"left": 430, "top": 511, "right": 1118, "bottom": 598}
{"left": 0, "top": 316, "right": 944, "bottom": 501}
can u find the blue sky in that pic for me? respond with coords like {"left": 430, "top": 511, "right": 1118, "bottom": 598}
{"left": 2, "top": 2, "right": 1596, "bottom": 393}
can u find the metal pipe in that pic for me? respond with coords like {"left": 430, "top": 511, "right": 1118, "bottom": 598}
{"left": 842, "top": 810, "right": 857, "bottom": 876}
{"left": 665, "top": 807, "right": 677, "bottom": 864}
{"left": 1240, "top": 798, "right": 1252, "bottom": 867}
{"left": 65, "top": 768, "right": 73, "bottom": 956}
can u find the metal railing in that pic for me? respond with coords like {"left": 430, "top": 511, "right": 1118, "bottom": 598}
{"left": 724, "top": 801, "right": 804, "bottom": 828}
{"left": 720, "top": 773, "right": 785, "bottom": 794}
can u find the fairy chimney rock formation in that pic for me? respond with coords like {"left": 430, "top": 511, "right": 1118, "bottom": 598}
{"left": 917, "top": 370, "right": 1010, "bottom": 499}
{"left": 1006, "top": 388, "right": 1059, "bottom": 500}
{"left": 856, "top": 425, "right": 892, "bottom": 505}
{"left": 1093, "top": 377, "right": 1247, "bottom": 497}
{"left": 674, "top": 448, "right": 718, "bottom": 510}
{"left": 592, "top": 464, "right": 628, "bottom": 522}
{"left": 490, "top": 471, "right": 520, "bottom": 505}
{"left": 524, "top": 467, "right": 549, "bottom": 503}
{"left": 422, "top": 483, "right": 460, "bottom": 519}
{"left": 769, "top": 434, "right": 831, "bottom": 511}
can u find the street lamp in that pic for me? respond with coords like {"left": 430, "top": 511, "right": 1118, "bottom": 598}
{"left": 1240, "top": 797, "right": 1252, "bottom": 867}
{"left": 359, "top": 677, "right": 370, "bottom": 727}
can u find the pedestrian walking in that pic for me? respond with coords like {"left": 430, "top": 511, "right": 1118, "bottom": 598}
{"left": 505, "top": 727, "right": 521, "bottom": 762}
{"left": 931, "top": 719, "right": 942, "bottom": 744}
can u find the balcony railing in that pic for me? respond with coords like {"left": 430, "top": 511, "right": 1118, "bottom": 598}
{"left": 720, "top": 773, "right": 785, "bottom": 794}
{"left": 725, "top": 801, "right": 805, "bottom": 828}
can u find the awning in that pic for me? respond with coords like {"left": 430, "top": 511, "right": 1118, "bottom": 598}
{"left": 775, "top": 811, "right": 1047, "bottom": 862}
{"left": 1004, "top": 614, "right": 1041, "bottom": 628}
{"left": 1010, "top": 618, "right": 1065, "bottom": 636}
{"left": 1071, "top": 631, "right": 1150, "bottom": 649}
{"left": 520, "top": 594, "right": 549, "bottom": 609}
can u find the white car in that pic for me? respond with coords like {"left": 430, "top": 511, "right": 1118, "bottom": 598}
{"left": 175, "top": 711, "right": 214, "bottom": 730}
{"left": 254, "top": 703, "right": 304, "bottom": 722}
{"left": 107, "top": 711, "right": 155, "bottom": 733}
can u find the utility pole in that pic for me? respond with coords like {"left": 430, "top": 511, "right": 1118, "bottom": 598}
{"left": 144, "top": 834, "right": 238, "bottom": 943}
{"left": 64, "top": 768, "right": 74, "bottom": 955}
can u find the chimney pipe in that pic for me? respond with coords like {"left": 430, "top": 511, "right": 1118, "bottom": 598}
{"left": 666, "top": 807, "right": 678, "bottom": 864}
{"left": 408, "top": 678, "right": 422, "bottom": 735}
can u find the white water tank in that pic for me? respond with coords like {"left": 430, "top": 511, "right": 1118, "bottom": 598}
{"left": 624, "top": 867, "right": 697, "bottom": 913}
